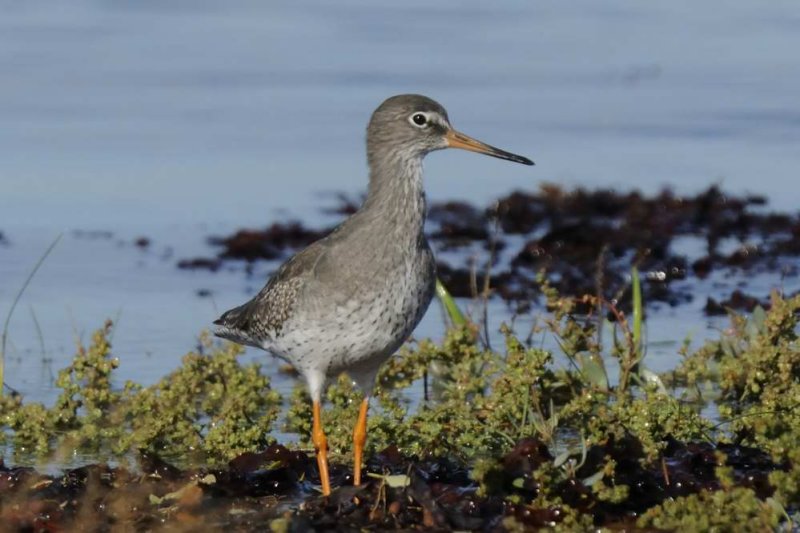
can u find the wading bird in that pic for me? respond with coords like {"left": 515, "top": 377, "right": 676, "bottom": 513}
{"left": 214, "top": 94, "right": 533, "bottom": 495}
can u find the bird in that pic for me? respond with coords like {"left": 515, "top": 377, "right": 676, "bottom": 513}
{"left": 213, "top": 94, "right": 533, "bottom": 496}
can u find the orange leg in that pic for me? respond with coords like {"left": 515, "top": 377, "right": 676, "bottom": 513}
{"left": 312, "top": 400, "right": 331, "bottom": 495}
{"left": 353, "top": 397, "right": 369, "bottom": 486}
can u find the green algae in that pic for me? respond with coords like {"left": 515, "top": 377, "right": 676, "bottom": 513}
{"left": 2, "top": 288, "right": 800, "bottom": 528}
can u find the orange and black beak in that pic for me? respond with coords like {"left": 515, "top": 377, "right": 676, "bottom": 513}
{"left": 445, "top": 129, "right": 534, "bottom": 166}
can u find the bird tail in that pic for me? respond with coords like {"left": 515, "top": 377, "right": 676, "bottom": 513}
{"left": 212, "top": 304, "right": 261, "bottom": 348}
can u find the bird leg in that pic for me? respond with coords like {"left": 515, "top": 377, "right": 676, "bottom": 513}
{"left": 312, "top": 400, "right": 331, "bottom": 495}
{"left": 353, "top": 397, "right": 370, "bottom": 486}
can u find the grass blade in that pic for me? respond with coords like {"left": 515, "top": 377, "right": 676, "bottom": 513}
{"left": 631, "top": 266, "right": 643, "bottom": 360}
{"left": 1, "top": 233, "right": 62, "bottom": 394}
{"left": 435, "top": 278, "right": 467, "bottom": 328}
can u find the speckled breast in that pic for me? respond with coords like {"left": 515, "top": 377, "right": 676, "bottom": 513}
{"left": 267, "top": 248, "right": 436, "bottom": 378}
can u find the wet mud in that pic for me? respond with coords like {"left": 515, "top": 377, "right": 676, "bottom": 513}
{"left": 0, "top": 439, "right": 784, "bottom": 531}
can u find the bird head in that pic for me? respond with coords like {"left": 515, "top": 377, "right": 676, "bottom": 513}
{"left": 367, "top": 94, "right": 534, "bottom": 166}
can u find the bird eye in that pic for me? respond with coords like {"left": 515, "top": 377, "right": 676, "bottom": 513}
{"left": 410, "top": 113, "right": 428, "bottom": 127}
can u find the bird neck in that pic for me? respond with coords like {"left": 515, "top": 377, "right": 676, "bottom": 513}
{"left": 363, "top": 153, "right": 427, "bottom": 238}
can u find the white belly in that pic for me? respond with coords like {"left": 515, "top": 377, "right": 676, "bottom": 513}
{"left": 264, "top": 261, "right": 434, "bottom": 379}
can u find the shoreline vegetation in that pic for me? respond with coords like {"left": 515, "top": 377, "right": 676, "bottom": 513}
{"left": 1, "top": 283, "right": 799, "bottom": 530}
{"left": 1, "top": 184, "right": 799, "bottom": 530}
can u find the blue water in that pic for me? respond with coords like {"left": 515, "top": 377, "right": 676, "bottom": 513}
{"left": 2, "top": 0, "right": 799, "bottom": 406}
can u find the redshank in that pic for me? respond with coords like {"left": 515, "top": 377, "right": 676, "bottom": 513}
{"left": 213, "top": 94, "right": 533, "bottom": 495}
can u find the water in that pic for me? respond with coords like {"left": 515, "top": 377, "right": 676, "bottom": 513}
{"left": 2, "top": 0, "right": 800, "bottom": 405}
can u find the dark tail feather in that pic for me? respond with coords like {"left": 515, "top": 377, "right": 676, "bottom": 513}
{"left": 212, "top": 304, "right": 260, "bottom": 348}
{"left": 214, "top": 302, "right": 248, "bottom": 328}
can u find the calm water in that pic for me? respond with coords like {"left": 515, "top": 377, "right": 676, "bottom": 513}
{"left": 2, "top": 0, "right": 800, "bottom": 405}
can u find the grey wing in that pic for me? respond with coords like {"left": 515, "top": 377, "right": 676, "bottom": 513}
{"left": 212, "top": 242, "right": 327, "bottom": 346}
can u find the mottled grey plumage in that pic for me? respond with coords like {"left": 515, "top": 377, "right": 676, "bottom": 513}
{"left": 213, "top": 94, "right": 532, "bottom": 495}
{"left": 214, "top": 93, "right": 533, "bottom": 403}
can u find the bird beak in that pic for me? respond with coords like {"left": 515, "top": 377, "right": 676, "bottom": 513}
{"left": 445, "top": 129, "right": 534, "bottom": 166}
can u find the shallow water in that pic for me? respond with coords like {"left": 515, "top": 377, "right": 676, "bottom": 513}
{"left": 2, "top": 0, "right": 800, "bottom": 406}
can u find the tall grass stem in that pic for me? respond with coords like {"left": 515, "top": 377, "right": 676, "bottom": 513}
{"left": 1, "top": 234, "right": 62, "bottom": 394}
{"left": 631, "top": 266, "right": 643, "bottom": 360}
